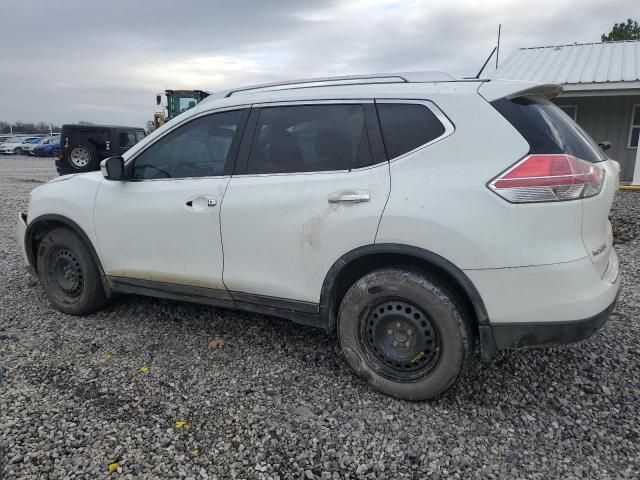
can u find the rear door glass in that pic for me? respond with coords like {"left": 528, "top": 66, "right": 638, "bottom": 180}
{"left": 246, "top": 104, "right": 372, "bottom": 174}
{"left": 492, "top": 96, "right": 606, "bottom": 163}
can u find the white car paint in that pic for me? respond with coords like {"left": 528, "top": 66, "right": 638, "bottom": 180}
{"left": 18, "top": 76, "right": 620, "bottom": 336}
{"left": 221, "top": 161, "right": 390, "bottom": 303}
{"left": 93, "top": 176, "right": 230, "bottom": 290}
{"left": 0, "top": 137, "right": 29, "bottom": 154}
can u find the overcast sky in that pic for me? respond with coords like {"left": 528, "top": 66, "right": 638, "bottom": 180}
{"left": 0, "top": 0, "right": 635, "bottom": 127}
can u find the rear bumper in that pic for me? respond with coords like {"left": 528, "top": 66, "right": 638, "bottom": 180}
{"left": 485, "top": 294, "right": 617, "bottom": 350}
{"left": 469, "top": 248, "right": 621, "bottom": 358}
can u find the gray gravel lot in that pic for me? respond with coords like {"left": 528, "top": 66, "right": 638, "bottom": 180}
{"left": 1, "top": 154, "right": 639, "bottom": 479}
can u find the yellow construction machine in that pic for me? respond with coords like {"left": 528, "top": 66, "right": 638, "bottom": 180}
{"left": 153, "top": 89, "right": 210, "bottom": 129}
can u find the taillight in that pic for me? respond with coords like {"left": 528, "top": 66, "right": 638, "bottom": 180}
{"left": 489, "top": 154, "right": 604, "bottom": 203}
{"left": 57, "top": 148, "right": 64, "bottom": 160}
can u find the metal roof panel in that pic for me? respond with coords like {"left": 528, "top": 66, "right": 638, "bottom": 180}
{"left": 489, "top": 40, "right": 640, "bottom": 89}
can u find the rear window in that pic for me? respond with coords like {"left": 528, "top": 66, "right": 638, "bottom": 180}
{"left": 376, "top": 103, "right": 446, "bottom": 159}
{"left": 492, "top": 96, "right": 606, "bottom": 163}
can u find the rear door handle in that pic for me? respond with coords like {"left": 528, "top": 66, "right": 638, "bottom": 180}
{"left": 328, "top": 190, "right": 370, "bottom": 204}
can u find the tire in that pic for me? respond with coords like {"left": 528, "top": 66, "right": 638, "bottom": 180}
{"left": 66, "top": 141, "right": 99, "bottom": 171}
{"left": 338, "top": 268, "right": 473, "bottom": 401}
{"left": 37, "top": 227, "right": 108, "bottom": 315}
{"left": 15, "top": 147, "right": 22, "bottom": 155}
{"left": 51, "top": 148, "right": 59, "bottom": 158}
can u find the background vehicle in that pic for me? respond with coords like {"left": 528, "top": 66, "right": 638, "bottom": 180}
{"left": 33, "top": 136, "right": 60, "bottom": 157}
{"left": 0, "top": 135, "right": 14, "bottom": 144}
{"left": 153, "top": 89, "right": 210, "bottom": 128}
{"left": 0, "top": 135, "right": 29, "bottom": 154}
{"left": 57, "top": 124, "right": 145, "bottom": 174}
{"left": 21, "top": 136, "right": 49, "bottom": 155}
{"left": 19, "top": 73, "right": 620, "bottom": 401}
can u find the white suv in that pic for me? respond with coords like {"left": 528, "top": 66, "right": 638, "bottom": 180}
{"left": 17, "top": 73, "right": 620, "bottom": 400}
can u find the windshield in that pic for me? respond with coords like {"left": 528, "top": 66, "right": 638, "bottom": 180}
{"left": 8, "top": 136, "right": 25, "bottom": 143}
{"left": 167, "top": 93, "right": 200, "bottom": 119}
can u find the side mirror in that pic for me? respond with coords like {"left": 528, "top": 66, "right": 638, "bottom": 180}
{"left": 101, "top": 156, "right": 125, "bottom": 180}
{"left": 156, "top": 94, "right": 162, "bottom": 106}
{"left": 598, "top": 141, "right": 612, "bottom": 152}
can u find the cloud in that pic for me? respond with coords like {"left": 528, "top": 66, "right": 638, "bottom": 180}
{"left": 0, "top": 0, "right": 635, "bottom": 126}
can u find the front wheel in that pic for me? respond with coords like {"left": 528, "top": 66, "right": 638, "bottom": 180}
{"left": 37, "top": 227, "right": 108, "bottom": 315}
{"left": 338, "top": 268, "right": 473, "bottom": 400}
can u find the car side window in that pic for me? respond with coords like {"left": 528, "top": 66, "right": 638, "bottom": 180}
{"left": 133, "top": 110, "right": 246, "bottom": 180}
{"left": 134, "top": 131, "right": 146, "bottom": 143}
{"left": 246, "top": 104, "right": 372, "bottom": 174}
{"left": 376, "top": 103, "right": 446, "bottom": 159}
{"left": 119, "top": 131, "right": 136, "bottom": 148}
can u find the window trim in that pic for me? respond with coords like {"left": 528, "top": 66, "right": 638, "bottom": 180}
{"left": 558, "top": 104, "right": 578, "bottom": 121}
{"left": 124, "top": 107, "right": 250, "bottom": 181}
{"left": 235, "top": 100, "right": 381, "bottom": 176}
{"left": 374, "top": 99, "right": 455, "bottom": 162}
{"left": 628, "top": 104, "right": 640, "bottom": 150}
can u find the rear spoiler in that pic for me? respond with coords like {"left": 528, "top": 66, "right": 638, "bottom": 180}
{"left": 478, "top": 80, "right": 563, "bottom": 102}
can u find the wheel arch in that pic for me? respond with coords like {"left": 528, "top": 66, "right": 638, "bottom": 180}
{"left": 319, "top": 244, "right": 495, "bottom": 359}
{"left": 25, "top": 214, "right": 111, "bottom": 296}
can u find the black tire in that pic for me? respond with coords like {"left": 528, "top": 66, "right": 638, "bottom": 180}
{"left": 338, "top": 268, "right": 473, "bottom": 401}
{"left": 37, "top": 227, "right": 108, "bottom": 315}
{"left": 51, "top": 148, "right": 59, "bottom": 158}
{"left": 15, "top": 147, "right": 22, "bottom": 155}
{"left": 66, "top": 141, "right": 99, "bottom": 171}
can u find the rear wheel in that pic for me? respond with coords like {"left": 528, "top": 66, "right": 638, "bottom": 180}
{"left": 67, "top": 141, "right": 99, "bottom": 171}
{"left": 51, "top": 148, "right": 59, "bottom": 158}
{"left": 338, "top": 268, "right": 473, "bottom": 400}
{"left": 37, "top": 227, "right": 108, "bottom": 315}
{"left": 15, "top": 147, "right": 22, "bottom": 155}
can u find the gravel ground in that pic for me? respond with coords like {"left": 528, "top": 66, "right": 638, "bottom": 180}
{"left": 1, "top": 154, "right": 639, "bottom": 479}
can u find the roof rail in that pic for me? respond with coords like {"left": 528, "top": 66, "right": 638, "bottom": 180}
{"left": 211, "top": 71, "right": 455, "bottom": 99}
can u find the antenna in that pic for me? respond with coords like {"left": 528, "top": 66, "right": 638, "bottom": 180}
{"left": 496, "top": 24, "right": 502, "bottom": 68}
{"left": 475, "top": 47, "right": 497, "bottom": 78}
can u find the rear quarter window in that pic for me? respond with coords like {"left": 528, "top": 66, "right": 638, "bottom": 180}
{"left": 376, "top": 103, "right": 447, "bottom": 159}
{"left": 492, "top": 96, "right": 606, "bottom": 163}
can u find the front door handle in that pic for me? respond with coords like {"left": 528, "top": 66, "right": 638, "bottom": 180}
{"left": 328, "top": 190, "right": 370, "bottom": 204}
{"left": 186, "top": 196, "right": 217, "bottom": 211}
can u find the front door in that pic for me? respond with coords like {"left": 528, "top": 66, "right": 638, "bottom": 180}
{"left": 94, "top": 109, "right": 248, "bottom": 295}
{"left": 221, "top": 102, "right": 390, "bottom": 306}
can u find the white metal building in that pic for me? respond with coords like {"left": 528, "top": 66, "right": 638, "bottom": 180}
{"left": 489, "top": 40, "right": 640, "bottom": 182}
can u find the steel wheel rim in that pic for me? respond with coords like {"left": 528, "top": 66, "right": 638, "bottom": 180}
{"left": 70, "top": 146, "right": 90, "bottom": 167}
{"left": 47, "top": 247, "right": 84, "bottom": 301}
{"left": 360, "top": 298, "right": 442, "bottom": 382}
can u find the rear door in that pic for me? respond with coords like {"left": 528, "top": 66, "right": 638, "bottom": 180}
{"left": 220, "top": 101, "right": 390, "bottom": 307}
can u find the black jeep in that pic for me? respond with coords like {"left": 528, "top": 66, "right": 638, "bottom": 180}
{"left": 56, "top": 124, "right": 146, "bottom": 175}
